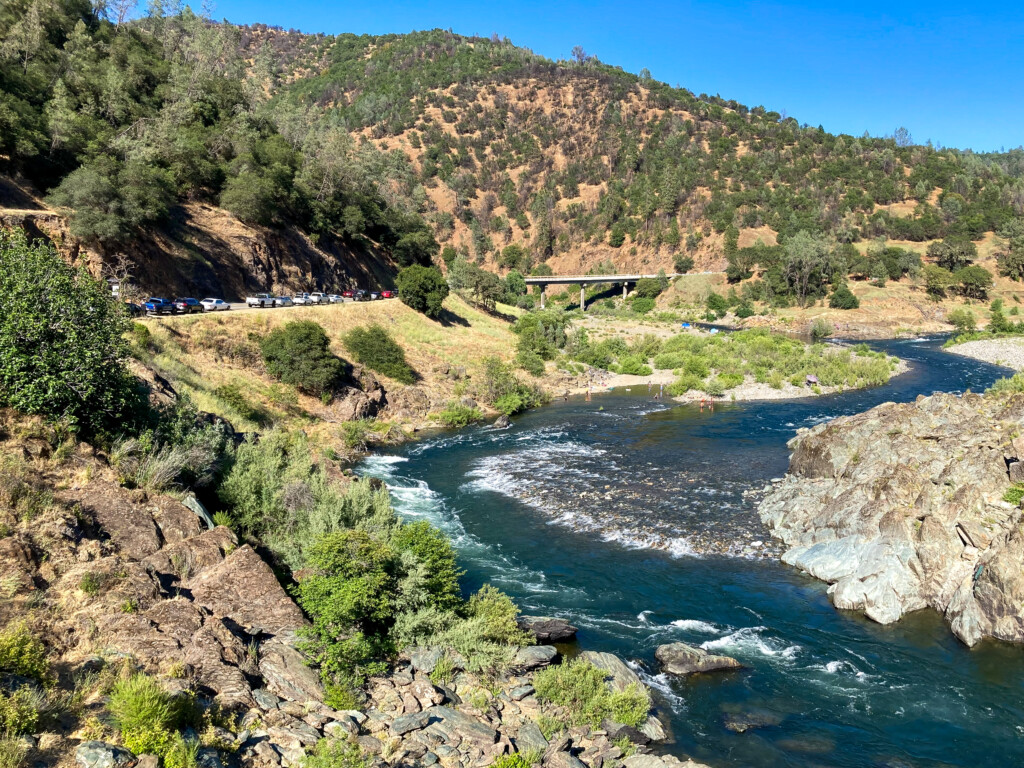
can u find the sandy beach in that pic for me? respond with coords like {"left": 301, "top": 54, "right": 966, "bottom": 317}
{"left": 944, "top": 337, "right": 1024, "bottom": 371}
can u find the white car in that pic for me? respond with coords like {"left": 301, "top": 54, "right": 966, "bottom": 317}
{"left": 200, "top": 298, "right": 230, "bottom": 312}
{"left": 292, "top": 293, "right": 313, "bottom": 305}
{"left": 309, "top": 292, "right": 328, "bottom": 304}
{"left": 275, "top": 296, "right": 295, "bottom": 307}
{"left": 328, "top": 294, "right": 344, "bottom": 303}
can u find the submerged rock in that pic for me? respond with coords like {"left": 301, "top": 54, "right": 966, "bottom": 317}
{"left": 654, "top": 642, "right": 742, "bottom": 675}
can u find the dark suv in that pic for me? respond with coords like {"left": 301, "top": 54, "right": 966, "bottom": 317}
{"left": 173, "top": 298, "right": 202, "bottom": 314}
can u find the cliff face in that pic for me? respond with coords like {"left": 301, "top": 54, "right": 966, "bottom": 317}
{"left": 0, "top": 198, "right": 398, "bottom": 299}
{"left": 758, "top": 392, "right": 1024, "bottom": 646}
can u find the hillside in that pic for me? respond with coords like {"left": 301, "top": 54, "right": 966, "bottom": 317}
{"left": 2, "top": 6, "right": 1024, "bottom": 310}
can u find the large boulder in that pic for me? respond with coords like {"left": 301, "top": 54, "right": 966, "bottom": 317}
{"left": 514, "top": 645, "right": 558, "bottom": 670}
{"left": 75, "top": 742, "right": 136, "bottom": 768}
{"left": 578, "top": 651, "right": 642, "bottom": 693}
{"left": 185, "top": 545, "right": 307, "bottom": 636}
{"left": 259, "top": 638, "right": 324, "bottom": 703}
{"left": 517, "top": 616, "right": 578, "bottom": 644}
{"left": 654, "top": 642, "right": 742, "bottom": 675}
{"left": 759, "top": 392, "right": 1024, "bottom": 645}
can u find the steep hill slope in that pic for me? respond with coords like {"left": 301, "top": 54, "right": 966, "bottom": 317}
{"left": 252, "top": 27, "right": 1024, "bottom": 277}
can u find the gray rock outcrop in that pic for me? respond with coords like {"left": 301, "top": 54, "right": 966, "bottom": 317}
{"left": 517, "top": 616, "right": 578, "bottom": 643}
{"left": 759, "top": 392, "right": 1024, "bottom": 646}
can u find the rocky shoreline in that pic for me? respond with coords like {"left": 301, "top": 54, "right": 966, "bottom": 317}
{"left": 758, "top": 391, "right": 1024, "bottom": 646}
{"left": 944, "top": 336, "right": 1024, "bottom": 371}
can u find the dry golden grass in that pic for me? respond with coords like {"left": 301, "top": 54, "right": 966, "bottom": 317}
{"left": 135, "top": 295, "right": 525, "bottom": 439}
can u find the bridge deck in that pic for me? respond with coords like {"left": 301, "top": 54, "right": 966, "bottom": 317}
{"left": 524, "top": 273, "right": 680, "bottom": 285}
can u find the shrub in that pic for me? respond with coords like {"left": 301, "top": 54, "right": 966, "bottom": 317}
{"left": 108, "top": 674, "right": 189, "bottom": 756}
{"left": 391, "top": 522, "right": 463, "bottom": 611}
{"left": 0, "top": 688, "right": 40, "bottom": 736}
{"left": 954, "top": 265, "right": 993, "bottom": 300}
{"left": 947, "top": 308, "right": 976, "bottom": 332}
{"left": 302, "top": 738, "right": 372, "bottom": 768}
{"left": 164, "top": 734, "right": 200, "bottom": 768}
{"left": 630, "top": 297, "right": 655, "bottom": 315}
{"left": 829, "top": 285, "right": 860, "bottom": 309}
{"left": 396, "top": 265, "right": 449, "bottom": 318}
{"left": 706, "top": 292, "right": 728, "bottom": 318}
{"left": 810, "top": 319, "right": 833, "bottom": 341}
{"left": 0, "top": 735, "right": 27, "bottom": 768}
{"left": 516, "top": 348, "right": 546, "bottom": 376}
{"left": 988, "top": 372, "right": 1024, "bottom": 395}
{"left": 478, "top": 358, "right": 545, "bottom": 414}
{"left": 673, "top": 255, "right": 694, "bottom": 273}
{"left": 0, "top": 623, "right": 49, "bottom": 684}
{"left": 617, "top": 357, "right": 652, "bottom": 376}
{"left": 343, "top": 325, "right": 416, "bottom": 384}
{"left": 734, "top": 301, "right": 755, "bottom": 318}
{"left": 533, "top": 659, "right": 650, "bottom": 728}
{"left": 1002, "top": 483, "right": 1024, "bottom": 506}
{"left": 667, "top": 373, "right": 703, "bottom": 395}
{"left": 0, "top": 229, "right": 139, "bottom": 436}
{"left": 260, "top": 321, "right": 346, "bottom": 396}
{"left": 435, "top": 403, "right": 483, "bottom": 428}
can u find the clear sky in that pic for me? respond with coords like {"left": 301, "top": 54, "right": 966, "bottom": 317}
{"left": 204, "top": 0, "right": 1023, "bottom": 152}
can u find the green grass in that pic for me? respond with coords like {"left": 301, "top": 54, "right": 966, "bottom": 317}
{"left": 532, "top": 659, "right": 651, "bottom": 729}
{"left": 655, "top": 329, "right": 896, "bottom": 396}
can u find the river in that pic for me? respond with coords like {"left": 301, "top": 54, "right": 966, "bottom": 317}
{"left": 357, "top": 337, "right": 1024, "bottom": 768}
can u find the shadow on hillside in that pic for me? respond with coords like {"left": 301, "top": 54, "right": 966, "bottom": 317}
{"left": 435, "top": 308, "right": 471, "bottom": 327}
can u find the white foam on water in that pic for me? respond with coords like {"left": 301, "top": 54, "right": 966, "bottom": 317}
{"left": 626, "top": 660, "right": 687, "bottom": 710}
{"left": 670, "top": 619, "right": 722, "bottom": 634}
{"left": 701, "top": 626, "right": 801, "bottom": 663}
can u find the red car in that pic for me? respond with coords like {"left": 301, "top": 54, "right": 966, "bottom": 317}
{"left": 381, "top": 290, "right": 395, "bottom": 298}
{"left": 342, "top": 289, "right": 355, "bottom": 298}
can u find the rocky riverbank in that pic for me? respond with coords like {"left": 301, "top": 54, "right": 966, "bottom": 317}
{"left": 944, "top": 336, "right": 1024, "bottom": 370}
{"left": 758, "top": 391, "right": 1024, "bottom": 646}
{"left": 0, "top": 413, "right": 711, "bottom": 768}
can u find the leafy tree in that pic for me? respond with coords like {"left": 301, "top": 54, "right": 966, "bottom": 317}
{"left": 829, "top": 285, "right": 860, "bottom": 309}
{"left": 504, "top": 269, "right": 527, "bottom": 298}
{"left": 260, "top": 321, "right": 347, "bottom": 396}
{"left": 946, "top": 308, "right": 976, "bottom": 332}
{"left": 922, "top": 264, "right": 955, "bottom": 300}
{"left": 954, "top": 265, "right": 993, "bottom": 300}
{"left": 706, "top": 291, "right": 728, "bottom": 318}
{"left": 633, "top": 277, "right": 664, "bottom": 299}
{"left": 396, "top": 265, "right": 449, "bottom": 318}
{"left": 927, "top": 237, "right": 977, "bottom": 272}
{"left": 673, "top": 255, "right": 694, "bottom": 273}
{"left": 0, "top": 229, "right": 138, "bottom": 435}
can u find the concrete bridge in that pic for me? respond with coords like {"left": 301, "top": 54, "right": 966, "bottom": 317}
{"left": 524, "top": 274, "right": 692, "bottom": 309}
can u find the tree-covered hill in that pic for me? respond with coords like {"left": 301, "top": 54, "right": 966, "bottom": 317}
{"left": 3, "top": 4, "right": 1024, "bottom": 298}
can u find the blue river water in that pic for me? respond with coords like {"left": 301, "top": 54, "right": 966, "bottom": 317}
{"left": 357, "top": 337, "right": 1024, "bottom": 768}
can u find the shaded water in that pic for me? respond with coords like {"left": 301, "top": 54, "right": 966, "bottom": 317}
{"left": 358, "top": 338, "right": 1024, "bottom": 767}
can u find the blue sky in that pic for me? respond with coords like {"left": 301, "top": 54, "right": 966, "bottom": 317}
{"left": 206, "top": 0, "right": 1023, "bottom": 152}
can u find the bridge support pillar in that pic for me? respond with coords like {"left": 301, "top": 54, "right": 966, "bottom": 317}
{"left": 540, "top": 285, "right": 545, "bottom": 309}
{"left": 622, "top": 282, "right": 628, "bottom": 299}
{"left": 580, "top": 286, "right": 585, "bottom": 311}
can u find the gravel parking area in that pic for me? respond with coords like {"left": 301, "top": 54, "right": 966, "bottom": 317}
{"left": 946, "top": 338, "right": 1024, "bottom": 370}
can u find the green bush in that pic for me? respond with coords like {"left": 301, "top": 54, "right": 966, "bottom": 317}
{"left": 260, "top": 321, "right": 347, "bottom": 396}
{"left": 810, "top": 319, "right": 833, "bottom": 341}
{"left": 163, "top": 734, "right": 200, "bottom": 768}
{"left": 435, "top": 403, "right": 484, "bottom": 428}
{"left": 478, "top": 358, "right": 546, "bottom": 414}
{"left": 988, "top": 372, "right": 1024, "bottom": 395}
{"left": 0, "top": 229, "right": 139, "bottom": 436}
{"left": 706, "top": 292, "right": 728, "bottom": 318}
{"left": 947, "top": 308, "right": 976, "bottom": 332}
{"left": 343, "top": 324, "right": 416, "bottom": 384}
{"left": 829, "top": 285, "right": 860, "bottom": 309}
{"left": 630, "top": 297, "right": 655, "bottom": 314}
{"left": 0, "top": 734, "right": 28, "bottom": 768}
{"left": 0, "top": 688, "right": 40, "bottom": 736}
{"left": 108, "top": 674, "right": 191, "bottom": 757}
{"left": 0, "top": 623, "right": 49, "bottom": 684}
{"left": 516, "top": 348, "right": 546, "bottom": 376}
{"left": 302, "top": 738, "right": 372, "bottom": 768}
{"left": 617, "top": 356, "right": 652, "bottom": 376}
{"left": 667, "top": 373, "right": 703, "bottom": 395}
{"left": 396, "top": 265, "right": 450, "bottom": 318}
{"left": 1003, "top": 483, "right": 1024, "bottom": 506}
{"left": 533, "top": 659, "right": 650, "bottom": 728}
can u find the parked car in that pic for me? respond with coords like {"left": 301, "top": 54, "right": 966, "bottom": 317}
{"left": 342, "top": 289, "right": 355, "bottom": 299}
{"left": 124, "top": 302, "right": 144, "bottom": 317}
{"left": 353, "top": 290, "right": 368, "bottom": 301}
{"left": 173, "top": 298, "right": 202, "bottom": 314}
{"left": 246, "top": 293, "right": 276, "bottom": 308}
{"left": 309, "top": 292, "right": 328, "bottom": 304}
{"left": 275, "top": 295, "right": 294, "bottom": 307}
{"left": 328, "top": 294, "right": 344, "bottom": 303}
{"left": 200, "top": 298, "right": 230, "bottom": 312}
{"left": 369, "top": 291, "right": 381, "bottom": 300}
{"left": 144, "top": 297, "right": 175, "bottom": 315}
{"left": 381, "top": 290, "right": 395, "bottom": 299}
